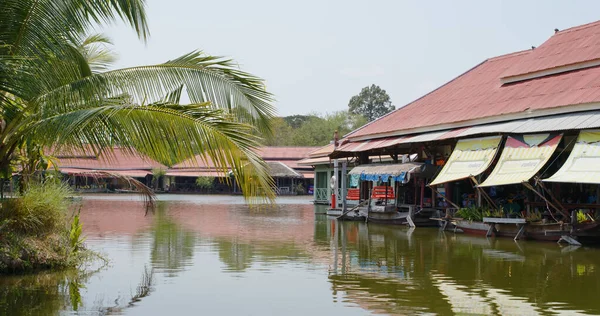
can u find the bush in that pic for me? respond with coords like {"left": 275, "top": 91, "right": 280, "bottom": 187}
{"left": 195, "top": 176, "right": 214, "bottom": 190}
{"left": 455, "top": 206, "right": 491, "bottom": 222}
{"left": 0, "top": 179, "right": 96, "bottom": 273}
{"left": 0, "top": 180, "right": 72, "bottom": 235}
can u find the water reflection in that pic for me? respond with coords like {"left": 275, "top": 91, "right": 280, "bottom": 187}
{"left": 325, "top": 219, "right": 600, "bottom": 315}
{"left": 0, "top": 196, "right": 599, "bottom": 315}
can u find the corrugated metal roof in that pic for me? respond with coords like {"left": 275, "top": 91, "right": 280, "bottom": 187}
{"left": 348, "top": 20, "right": 600, "bottom": 140}
{"left": 544, "top": 130, "right": 600, "bottom": 184}
{"left": 332, "top": 110, "right": 600, "bottom": 158}
{"left": 479, "top": 134, "right": 562, "bottom": 187}
{"left": 256, "top": 146, "right": 319, "bottom": 160}
{"left": 267, "top": 161, "right": 302, "bottom": 178}
{"left": 502, "top": 21, "right": 600, "bottom": 79}
{"left": 297, "top": 156, "right": 331, "bottom": 166}
{"left": 307, "top": 143, "right": 335, "bottom": 158}
{"left": 455, "top": 110, "right": 600, "bottom": 137}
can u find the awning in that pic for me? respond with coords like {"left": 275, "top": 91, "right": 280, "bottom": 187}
{"left": 348, "top": 162, "right": 423, "bottom": 182}
{"left": 544, "top": 129, "right": 600, "bottom": 184}
{"left": 478, "top": 134, "right": 562, "bottom": 187}
{"left": 297, "top": 156, "right": 331, "bottom": 166}
{"left": 429, "top": 136, "right": 502, "bottom": 186}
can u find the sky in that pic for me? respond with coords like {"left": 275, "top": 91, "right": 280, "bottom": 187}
{"left": 102, "top": 0, "right": 600, "bottom": 117}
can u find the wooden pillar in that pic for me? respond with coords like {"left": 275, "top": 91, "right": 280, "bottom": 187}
{"left": 420, "top": 179, "right": 425, "bottom": 208}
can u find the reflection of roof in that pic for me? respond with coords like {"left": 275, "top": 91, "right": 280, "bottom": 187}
{"left": 348, "top": 20, "right": 600, "bottom": 140}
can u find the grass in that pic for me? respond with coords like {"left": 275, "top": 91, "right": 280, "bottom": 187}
{"left": 0, "top": 178, "right": 96, "bottom": 273}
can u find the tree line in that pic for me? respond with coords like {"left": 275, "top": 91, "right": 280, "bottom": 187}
{"left": 265, "top": 84, "right": 396, "bottom": 146}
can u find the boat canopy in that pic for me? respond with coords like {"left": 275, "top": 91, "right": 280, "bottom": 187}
{"left": 544, "top": 129, "right": 600, "bottom": 184}
{"left": 348, "top": 162, "right": 423, "bottom": 182}
{"left": 429, "top": 136, "right": 502, "bottom": 186}
{"left": 478, "top": 134, "right": 562, "bottom": 187}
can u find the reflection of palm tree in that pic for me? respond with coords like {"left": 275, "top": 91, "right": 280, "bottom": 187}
{"left": 150, "top": 203, "right": 196, "bottom": 275}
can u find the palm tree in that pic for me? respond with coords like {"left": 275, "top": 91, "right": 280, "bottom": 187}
{"left": 0, "top": 0, "right": 276, "bottom": 200}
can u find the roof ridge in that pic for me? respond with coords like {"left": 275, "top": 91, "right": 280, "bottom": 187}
{"left": 487, "top": 49, "right": 532, "bottom": 61}
{"left": 347, "top": 59, "right": 489, "bottom": 139}
{"left": 557, "top": 19, "right": 600, "bottom": 34}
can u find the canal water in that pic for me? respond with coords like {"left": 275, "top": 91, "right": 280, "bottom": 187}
{"left": 1, "top": 195, "right": 599, "bottom": 315}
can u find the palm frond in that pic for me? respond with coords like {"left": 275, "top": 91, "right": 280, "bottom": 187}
{"left": 29, "top": 102, "right": 276, "bottom": 202}
{"left": 36, "top": 51, "right": 276, "bottom": 136}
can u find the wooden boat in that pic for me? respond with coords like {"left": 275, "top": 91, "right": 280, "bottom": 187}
{"left": 452, "top": 217, "right": 600, "bottom": 244}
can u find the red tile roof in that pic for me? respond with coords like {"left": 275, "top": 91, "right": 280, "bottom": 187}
{"left": 503, "top": 21, "right": 600, "bottom": 79}
{"left": 255, "top": 147, "right": 319, "bottom": 160}
{"left": 56, "top": 147, "right": 166, "bottom": 171}
{"left": 348, "top": 20, "right": 600, "bottom": 140}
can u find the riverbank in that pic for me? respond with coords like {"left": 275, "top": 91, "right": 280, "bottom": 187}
{"left": 0, "top": 181, "right": 90, "bottom": 273}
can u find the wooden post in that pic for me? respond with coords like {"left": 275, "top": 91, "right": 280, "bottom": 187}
{"left": 420, "top": 179, "right": 425, "bottom": 208}
{"left": 522, "top": 182, "right": 568, "bottom": 220}
{"left": 341, "top": 161, "right": 347, "bottom": 213}
{"left": 533, "top": 178, "right": 570, "bottom": 220}
{"left": 470, "top": 176, "right": 497, "bottom": 209}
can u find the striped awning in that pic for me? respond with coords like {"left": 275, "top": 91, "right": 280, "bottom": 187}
{"left": 544, "top": 130, "right": 600, "bottom": 184}
{"left": 429, "top": 136, "right": 502, "bottom": 186}
{"left": 478, "top": 134, "right": 562, "bottom": 187}
{"left": 348, "top": 162, "right": 423, "bottom": 182}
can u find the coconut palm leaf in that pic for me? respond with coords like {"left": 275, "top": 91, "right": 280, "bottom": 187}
{"left": 36, "top": 51, "right": 276, "bottom": 136}
{"left": 0, "top": 0, "right": 277, "bottom": 202}
{"left": 27, "top": 101, "right": 276, "bottom": 201}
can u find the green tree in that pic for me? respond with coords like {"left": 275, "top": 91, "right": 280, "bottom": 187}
{"left": 264, "top": 117, "right": 294, "bottom": 146}
{"left": 195, "top": 176, "right": 214, "bottom": 191}
{"left": 292, "top": 111, "right": 367, "bottom": 146}
{"left": 0, "top": 0, "right": 276, "bottom": 200}
{"left": 348, "top": 84, "right": 395, "bottom": 122}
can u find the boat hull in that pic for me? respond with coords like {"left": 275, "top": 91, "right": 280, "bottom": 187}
{"left": 453, "top": 219, "right": 600, "bottom": 244}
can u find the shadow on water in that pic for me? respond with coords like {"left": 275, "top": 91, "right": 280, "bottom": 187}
{"left": 1, "top": 197, "right": 600, "bottom": 315}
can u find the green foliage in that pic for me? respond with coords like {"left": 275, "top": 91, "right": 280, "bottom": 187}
{"left": 0, "top": 0, "right": 277, "bottom": 203}
{"left": 195, "top": 176, "right": 214, "bottom": 189}
{"left": 0, "top": 180, "right": 72, "bottom": 235}
{"left": 265, "top": 111, "right": 368, "bottom": 146}
{"left": 525, "top": 211, "right": 542, "bottom": 222}
{"left": 348, "top": 84, "right": 395, "bottom": 122}
{"left": 295, "top": 183, "right": 305, "bottom": 195}
{"left": 455, "top": 206, "right": 491, "bottom": 222}
{"left": 69, "top": 210, "right": 85, "bottom": 253}
{"left": 490, "top": 208, "right": 504, "bottom": 218}
{"left": 577, "top": 210, "right": 589, "bottom": 223}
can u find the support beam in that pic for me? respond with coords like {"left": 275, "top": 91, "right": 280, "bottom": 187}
{"left": 431, "top": 186, "right": 461, "bottom": 209}
{"left": 522, "top": 181, "right": 569, "bottom": 221}
{"left": 470, "top": 176, "right": 497, "bottom": 209}
{"left": 514, "top": 224, "right": 526, "bottom": 241}
{"left": 341, "top": 161, "right": 347, "bottom": 212}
